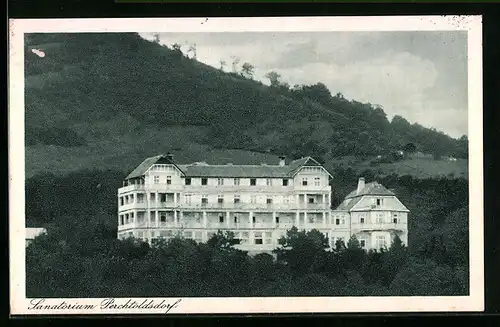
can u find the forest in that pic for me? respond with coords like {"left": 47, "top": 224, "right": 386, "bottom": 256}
{"left": 24, "top": 32, "right": 468, "bottom": 174}
{"left": 25, "top": 169, "right": 469, "bottom": 298}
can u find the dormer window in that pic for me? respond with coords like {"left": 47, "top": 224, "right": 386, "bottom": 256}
{"left": 282, "top": 179, "right": 289, "bottom": 186}
{"left": 201, "top": 178, "right": 208, "bottom": 185}
{"left": 250, "top": 178, "right": 256, "bottom": 186}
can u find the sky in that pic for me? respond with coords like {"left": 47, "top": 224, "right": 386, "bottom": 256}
{"left": 140, "top": 31, "right": 468, "bottom": 139}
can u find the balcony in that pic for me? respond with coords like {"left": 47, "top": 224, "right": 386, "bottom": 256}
{"left": 177, "top": 202, "right": 329, "bottom": 211}
{"left": 354, "top": 223, "right": 407, "bottom": 232}
{"left": 118, "top": 184, "right": 145, "bottom": 193}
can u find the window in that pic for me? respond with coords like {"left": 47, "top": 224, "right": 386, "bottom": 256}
{"left": 282, "top": 179, "right": 289, "bottom": 186}
{"left": 137, "top": 193, "right": 145, "bottom": 203}
{"left": 150, "top": 211, "right": 155, "bottom": 222}
{"left": 130, "top": 194, "right": 134, "bottom": 203}
{"left": 160, "top": 193, "right": 167, "bottom": 202}
{"left": 184, "top": 194, "right": 192, "bottom": 205}
{"left": 360, "top": 217, "right": 365, "bottom": 224}
{"left": 217, "top": 195, "right": 224, "bottom": 203}
{"left": 201, "top": 195, "right": 208, "bottom": 205}
{"left": 194, "top": 231, "right": 203, "bottom": 243}
{"left": 308, "top": 216, "right": 314, "bottom": 223}
{"left": 166, "top": 176, "right": 172, "bottom": 185}
{"left": 154, "top": 175, "right": 160, "bottom": 184}
{"left": 250, "top": 195, "right": 257, "bottom": 204}
{"left": 376, "top": 198, "right": 383, "bottom": 206}
{"left": 360, "top": 239, "right": 366, "bottom": 248}
{"left": 250, "top": 178, "right": 256, "bottom": 186}
{"left": 314, "top": 177, "right": 321, "bottom": 186}
{"left": 219, "top": 215, "right": 224, "bottom": 223}
{"left": 160, "top": 212, "right": 167, "bottom": 222}
{"left": 302, "top": 178, "right": 308, "bottom": 186}
{"left": 266, "top": 178, "right": 272, "bottom": 186}
{"left": 275, "top": 216, "right": 280, "bottom": 224}
{"left": 234, "top": 216, "right": 238, "bottom": 223}
{"left": 234, "top": 178, "right": 240, "bottom": 186}
{"left": 266, "top": 197, "right": 273, "bottom": 204}
{"left": 393, "top": 213, "right": 399, "bottom": 224}
{"left": 234, "top": 195, "right": 241, "bottom": 204}
{"left": 376, "top": 213, "right": 384, "bottom": 224}
{"left": 252, "top": 216, "right": 256, "bottom": 224}
{"left": 120, "top": 197, "right": 124, "bottom": 206}
{"left": 336, "top": 218, "right": 340, "bottom": 225}
{"left": 196, "top": 215, "right": 201, "bottom": 224}
{"left": 376, "top": 235, "right": 387, "bottom": 249}
{"left": 185, "top": 178, "right": 191, "bottom": 185}
{"left": 254, "top": 232, "right": 263, "bottom": 245}
{"left": 201, "top": 178, "right": 208, "bottom": 185}
{"left": 217, "top": 178, "right": 224, "bottom": 186}
{"left": 120, "top": 215, "right": 124, "bottom": 225}
{"left": 150, "top": 193, "right": 155, "bottom": 202}
{"left": 308, "top": 197, "right": 315, "bottom": 204}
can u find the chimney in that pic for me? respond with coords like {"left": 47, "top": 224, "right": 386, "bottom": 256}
{"left": 166, "top": 152, "right": 174, "bottom": 161}
{"left": 356, "top": 177, "right": 365, "bottom": 195}
{"left": 279, "top": 155, "right": 286, "bottom": 167}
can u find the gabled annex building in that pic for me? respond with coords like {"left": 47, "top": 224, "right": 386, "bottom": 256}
{"left": 117, "top": 153, "right": 409, "bottom": 254}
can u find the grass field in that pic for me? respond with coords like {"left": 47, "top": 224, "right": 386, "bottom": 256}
{"left": 328, "top": 155, "right": 468, "bottom": 179}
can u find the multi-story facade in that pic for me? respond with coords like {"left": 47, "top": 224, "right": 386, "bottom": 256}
{"left": 117, "top": 153, "right": 409, "bottom": 254}
{"left": 334, "top": 178, "right": 409, "bottom": 250}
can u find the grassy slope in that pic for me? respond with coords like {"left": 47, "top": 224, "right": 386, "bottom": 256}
{"left": 24, "top": 33, "right": 467, "bottom": 179}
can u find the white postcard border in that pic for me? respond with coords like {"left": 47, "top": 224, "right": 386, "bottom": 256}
{"left": 9, "top": 15, "right": 484, "bottom": 315}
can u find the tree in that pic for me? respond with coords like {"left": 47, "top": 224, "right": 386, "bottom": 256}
{"left": 170, "top": 43, "right": 183, "bottom": 57}
{"left": 219, "top": 59, "right": 226, "bottom": 71}
{"left": 403, "top": 142, "right": 417, "bottom": 154}
{"left": 241, "top": 62, "right": 255, "bottom": 79}
{"left": 265, "top": 71, "right": 282, "bottom": 87}
{"left": 187, "top": 44, "right": 197, "bottom": 60}
{"left": 274, "top": 227, "right": 329, "bottom": 278}
{"left": 342, "top": 235, "right": 366, "bottom": 273}
{"left": 230, "top": 56, "right": 240, "bottom": 73}
{"left": 152, "top": 33, "right": 160, "bottom": 44}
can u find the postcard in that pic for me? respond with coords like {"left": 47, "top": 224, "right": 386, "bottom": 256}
{"left": 9, "top": 15, "right": 483, "bottom": 315}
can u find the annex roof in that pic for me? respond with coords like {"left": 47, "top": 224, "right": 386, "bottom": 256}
{"left": 345, "top": 181, "right": 395, "bottom": 199}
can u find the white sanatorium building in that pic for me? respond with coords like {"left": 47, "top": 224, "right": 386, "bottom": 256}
{"left": 117, "top": 154, "right": 409, "bottom": 254}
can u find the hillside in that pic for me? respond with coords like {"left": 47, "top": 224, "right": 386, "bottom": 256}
{"left": 24, "top": 33, "right": 468, "bottom": 179}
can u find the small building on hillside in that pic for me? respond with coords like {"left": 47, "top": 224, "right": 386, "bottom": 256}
{"left": 333, "top": 178, "right": 409, "bottom": 250}
{"left": 26, "top": 227, "right": 47, "bottom": 247}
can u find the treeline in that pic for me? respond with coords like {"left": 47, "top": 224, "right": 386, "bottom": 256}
{"left": 26, "top": 225, "right": 468, "bottom": 298}
{"left": 25, "top": 33, "right": 467, "bottom": 160}
{"left": 25, "top": 169, "right": 469, "bottom": 297}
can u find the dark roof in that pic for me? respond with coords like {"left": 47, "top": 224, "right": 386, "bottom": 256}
{"left": 334, "top": 182, "right": 398, "bottom": 211}
{"left": 345, "top": 182, "right": 395, "bottom": 199}
{"left": 335, "top": 197, "right": 363, "bottom": 211}
{"left": 126, "top": 155, "right": 330, "bottom": 179}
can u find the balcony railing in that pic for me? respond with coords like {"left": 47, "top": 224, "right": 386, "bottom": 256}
{"left": 150, "top": 202, "right": 331, "bottom": 211}
{"left": 354, "top": 223, "right": 407, "bottom": 232}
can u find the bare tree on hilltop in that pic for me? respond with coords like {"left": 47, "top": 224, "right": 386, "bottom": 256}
{"left": 231, "top": 56, "right": 240, "bottom": 73}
